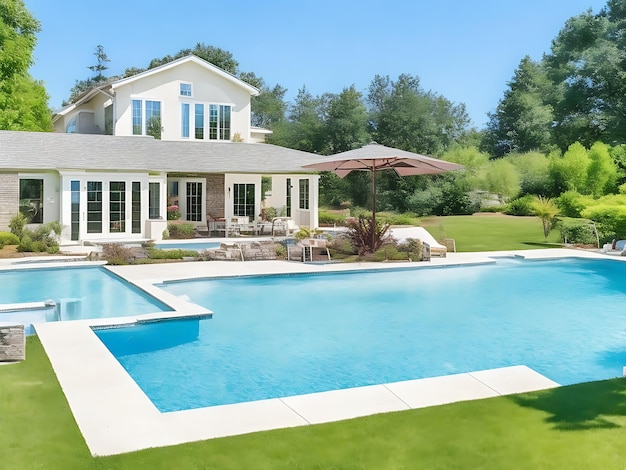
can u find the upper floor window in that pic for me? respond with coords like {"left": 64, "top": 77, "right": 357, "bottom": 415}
{"left": 132, "top": 99, "right": 161, "bottom": 138}
{"left": 181, "top": 103, "right": 190, "bottom": 138}
{"left": 180, "top": 102, "right": 232, "bottom": 141}
{"left": 195, "top": 104, "right": 204, "bottom": 139}
{"left": 180, "top": 83, "right": 192, "bottom": 97}
{"left": 209, "top": 104, "right": 231, "bottom": 140}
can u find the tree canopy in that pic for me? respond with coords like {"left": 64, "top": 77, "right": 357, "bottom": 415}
{"left": 483, "top": 2, "right": 626, "bottom": 156}
{"left": 0, "top": 0, "right": 51, "bottom": 131}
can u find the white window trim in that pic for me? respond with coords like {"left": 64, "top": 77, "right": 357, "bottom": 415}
{"left": 131, "top": 97, "right": 163, "bottom": 136}
{"left": 179, "top": 82, "right": 193, "bottom": 98}
{"left": 179, "top": 101, "right": 235, "bottom": 142}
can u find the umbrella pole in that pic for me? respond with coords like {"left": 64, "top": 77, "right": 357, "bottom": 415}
{"left": 371, "top": 165, "right": 376, "bottom": 252}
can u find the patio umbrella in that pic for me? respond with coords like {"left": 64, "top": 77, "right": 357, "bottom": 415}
{"left": 302, "top": 142, "right": 464, "bottom": 251}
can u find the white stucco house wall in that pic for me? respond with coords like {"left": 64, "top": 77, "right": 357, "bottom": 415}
{"left": 53, "top": 55, "right": 272, "bottom": 143}
{"left": 0, "top": 55, "right": 327, "bottom": 245}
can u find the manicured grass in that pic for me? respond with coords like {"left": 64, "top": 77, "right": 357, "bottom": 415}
{"left": 3, "top": 337, "right": 626, "bottom": 469}
{"left": 420, "top": 213, "right": 562, "bottom": 251}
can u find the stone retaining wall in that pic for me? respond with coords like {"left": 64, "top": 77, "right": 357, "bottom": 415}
{"left": 0, "top": 324, "right": 25, "bottom": 361}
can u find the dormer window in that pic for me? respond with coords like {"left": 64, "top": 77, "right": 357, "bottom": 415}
{"left": 180, "top": 83, "right": 192, "bottom": 97}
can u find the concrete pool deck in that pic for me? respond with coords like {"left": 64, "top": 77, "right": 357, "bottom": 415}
{"left": 31, "top": 248, "right": 614, "bottom": 455}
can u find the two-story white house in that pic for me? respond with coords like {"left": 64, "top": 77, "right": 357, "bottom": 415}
{"left": 0, "top": 56, "right": 321, "bottom": 245}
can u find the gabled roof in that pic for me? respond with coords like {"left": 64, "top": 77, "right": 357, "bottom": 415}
{"left": 111, "top": 55, "right": 260, "bottom": 96}
{"left": 53, "top": 55, "right": 260, "bottom": 124}
{"left": 0, "top": 131, "right": 318, "bottom": 174}
{"left": 52, "top": 85, "right": 113, "bottom": 121}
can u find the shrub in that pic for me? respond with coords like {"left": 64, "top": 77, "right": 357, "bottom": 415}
{"left": 147, "top": 248, "right": 199, "bottom": 260}
{"left": 167, "top": 222, "right": 196, "bottom": 239}
{"left": 167, "top": 205, "right": 180, "bottom": 220}
{"left": 396, "top": 238, "right": 424, "bottom": 261}
{"left": 505, "top": 195, "right": 535, "bottom": 216}
{"left": 581, "top": 204, "right": 626, "bottom": 243}
{"left": 378, "top": 212, "right": 420, "bottom": 226}
{"left": 274, "top": 244, "right": 286, "bottom": 259}
{"left": 17, "top": 234, "right": 45, "bottom": 253}
{"left": 9, "top": 213, "right": 27, "bottom": 239}
{"left": 0, "top": 232, "right": 19, "bottom": 247}
{"left": 557, "top": 191, "right": 589, "bottom": 218}
{"left": 373, "top": 245, "right": 408, "bottom": 261}
{"left": 479, "top": 205, "right": 507, "bottom": 213}
{"left": 318, "top": 210, "right": 347, "bottom": 226}
{"left": 347, "top": 215, "right": 391, "bottom": 255}
{"left": 559, "top": 219, "right": 598, "bottom": 245}
{"left": 101, "top": 244, "right": 134, "bottom": 265}
{"left": 16, "top": 222, "right": 62, "bottom": 253}
{"left": 265, "top": 206, "right": 278, "bottom": 220}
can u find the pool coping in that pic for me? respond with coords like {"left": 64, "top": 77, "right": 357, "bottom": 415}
{"left": 33, "top": 248, "right": 615, "bottom": 456}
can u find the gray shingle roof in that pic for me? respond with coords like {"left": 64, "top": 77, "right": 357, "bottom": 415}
{"left": 0, "top": 131, "right": 321, "bottom": 174}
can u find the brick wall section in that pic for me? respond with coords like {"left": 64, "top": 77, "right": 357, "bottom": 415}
{"left": 0, "top": 325, "right": 25, "bottom": 361}
{"left": 205, "top": 174, "right": 225, "bottom": 218}
{"left": 0, "top": 173, "right": 18, "bottom": 232}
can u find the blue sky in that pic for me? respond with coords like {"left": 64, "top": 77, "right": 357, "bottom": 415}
{"left": 26, "top": 0, "right": 607, "bottom": 128}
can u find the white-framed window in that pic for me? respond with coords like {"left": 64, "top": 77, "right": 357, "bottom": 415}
{"left": 195, "top": 104, "right": 204, "bottom": 139}
{"left": 132, "top": 99, "right": 161, "bottom": 137}
{"left": 19, "top": 178, "right": 44, "bottom": 224}
{"left": 181, "top": 103, "right": 190, "bottom": 138}
{"left": 180, "top": 82, "right": 192, "bottom": 97}
{"left": 208, "top": 104, "right": 231, "bottom": 140}
{"left": 167, "top": 177, "right": 205, "bottom": 222}
{"left": 66, "top": 116, "right": 77, "bottom": 133}
{"left": 299, "top": 179, "right": 309, "bottom": 210}
{"left": 181, "top": 102, "right": 232, "bottom": 141}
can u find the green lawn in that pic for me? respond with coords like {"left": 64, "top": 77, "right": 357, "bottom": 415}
{"left": 420, "top": 214, "right": 562, "bottom": 251}
{"left": 2, "top": 337, "right": 626, "bottom": 469}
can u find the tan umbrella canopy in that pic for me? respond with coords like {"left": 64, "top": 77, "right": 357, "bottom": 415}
{"left": 303, "top": 142, "right": 464, "bottom": 250}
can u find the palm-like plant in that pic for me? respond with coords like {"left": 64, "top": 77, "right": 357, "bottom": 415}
{"left": 532, "top": 196, "right": 559, "bottom": 238}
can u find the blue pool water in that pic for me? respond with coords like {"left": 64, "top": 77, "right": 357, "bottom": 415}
{"left": 95, "top": 258, "right": 626, "bottom": 413}
{"left": 0, "top": 267, "right": 171, "bottom": 327}
{"left": 154, "top": 242, "right": 220, "bottom": 251}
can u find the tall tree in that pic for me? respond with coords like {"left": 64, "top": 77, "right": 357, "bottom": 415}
{"left": 144, "top": 42, "right": 239, "bottom": 75}
{"left": 543, "top": 7, "right": 626, "bottom": 149}
{"left": 268, "top": 86, "right": 325, "bottom": 153}
{"left": 0, "top": 0, "right": 51, "bottom": 131}
{"left": 368, "top": 74, "right": 469, "bottom": 155}
{"left": 323, "top": 85, "right": 369, "bottom": 154}
{"left": 0, "top": 0, "right": 39, "bottom": 80}
{"left": 482, "top": 57, "right": 555, "bottom": 157}
{"left": 88, "top": 44, "right": 110, "bottom": 82}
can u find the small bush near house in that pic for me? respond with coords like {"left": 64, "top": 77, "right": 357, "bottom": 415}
{"left": 0, "top": 232, "right": 19, "bottom": 248}
{"left": 167, "top": 222, "right": 196, "bottom": 239}
{"left": 8, "top": 213, "right": 27, "bottom": 239}
{"left": 17, "top": 222, "right": 62, "bottom": 253}
{"left": 101, "top": 244, "right": 134, "bottom": 265}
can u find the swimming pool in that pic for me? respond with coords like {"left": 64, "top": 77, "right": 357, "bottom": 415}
{"left": 95, "top": 257, "right": 626, "bottom": 413}
{"left": 0, "top": 266, "right": 172, "bottom": 328}
{"left": 154, "top": 241, "right": 220, "bottom": 251}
